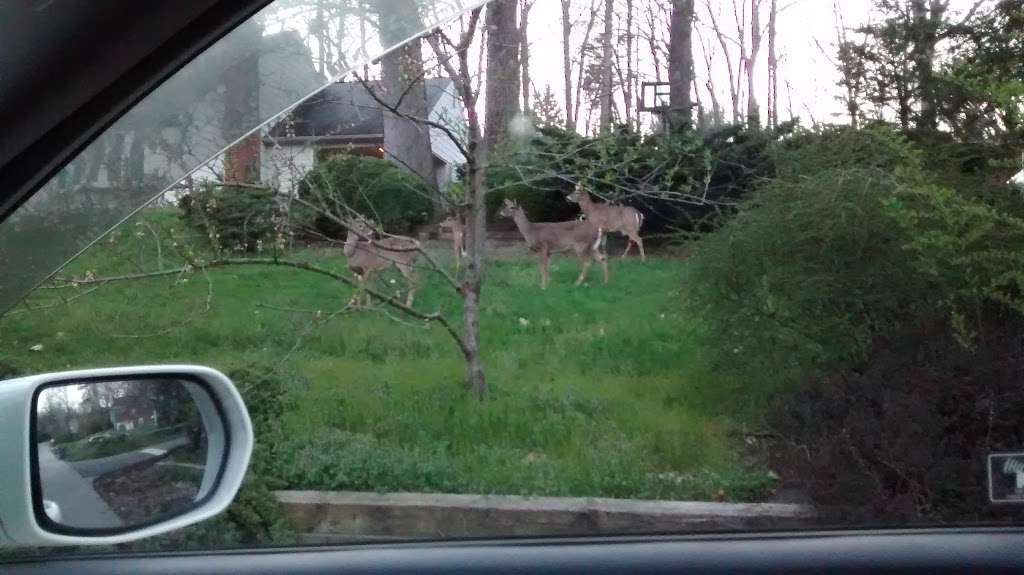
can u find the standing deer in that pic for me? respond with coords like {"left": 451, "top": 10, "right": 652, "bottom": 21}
{"left": 498, "top": 199, "right": 608, "bottom": 289}
{"left": 343, "top": 218, "right": 419, "bottom": 308}
{"left": 567, "top": 184, "right": 646, "bottom": 261}
{"left": 438, "top": 214, "right": 466, "bottom": 273}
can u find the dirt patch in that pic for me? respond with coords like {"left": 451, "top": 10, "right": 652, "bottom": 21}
{"left": 94, "top": 458, "right": 203, "bottom": 525}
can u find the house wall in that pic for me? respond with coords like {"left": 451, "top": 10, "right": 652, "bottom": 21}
{"left": 1011, "top": 169, "right": 1024, "bottom": 190}
{"left": 261, "top": 144, "right": 315, "bottom": 196}
{"left": 260, "top": 80, "right": 467, "bottom": 197}
{"left": 427, "top": 82, "right": 467, "bottom": 193}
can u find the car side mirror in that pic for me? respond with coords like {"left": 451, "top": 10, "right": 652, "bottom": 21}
{"left": 0, "top": 366, "right": 252, "bottom": 546}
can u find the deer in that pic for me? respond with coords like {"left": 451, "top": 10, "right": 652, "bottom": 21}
{"left": 438, "top": 214, "right": 466, "bottom": 273}
{"left": 343, "top": 217, "right": 419, "bottom": 308}
{"left": 567, "top": 184, "right": 646, "bottom": 261}
{"left": 498, "top": 198, "right": 608, "bottom": 290}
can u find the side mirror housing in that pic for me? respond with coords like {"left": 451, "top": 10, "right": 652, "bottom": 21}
{"left": 0, "top": 365, "right": 252, "bottom": 546}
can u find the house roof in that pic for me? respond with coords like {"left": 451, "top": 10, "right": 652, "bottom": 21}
{"left": 267, "top": 78, "right": 453, "bottom": 141}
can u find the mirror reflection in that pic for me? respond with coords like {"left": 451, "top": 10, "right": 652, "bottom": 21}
{"left": 35, "top": 378, "right": 212, "bottom": 531}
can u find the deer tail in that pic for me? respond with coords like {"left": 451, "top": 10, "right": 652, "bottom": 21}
{"left": 635, "top": 211, "right": 644, "bottom": 230}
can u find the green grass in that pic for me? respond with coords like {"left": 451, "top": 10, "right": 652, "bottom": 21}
{"left": 1, "top": 208, "right": 774, "bottom": 502}
{"left": 59, "top": 426, "right": 179, "bottom": 462}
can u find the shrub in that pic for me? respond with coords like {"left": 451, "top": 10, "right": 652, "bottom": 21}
{"left": 178, "top": 183, "right": 281, "bottom": 253}
{"left": 686, "top": 124, "right": 1024, "bottom": 521}
{"left": 227, "top": 365, "right": 298, "bottom": 437}
{"left": 683, "top": 127, "right": 934, "bottom": 396}
{"left": 296, "top": 154, "right": 434, "bottom": 236}
{"left": 771, "top": 318, "right": 1024, "bottom": 523}
{"left": 123, "top": 474, "right": 295, "bottom": 551}
{"left": 486, "top": 123, "right": 784, "bottom": 233}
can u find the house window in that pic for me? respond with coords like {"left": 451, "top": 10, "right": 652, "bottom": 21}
{"left": 316, "top": 146, "right": 385, "bottom": 164}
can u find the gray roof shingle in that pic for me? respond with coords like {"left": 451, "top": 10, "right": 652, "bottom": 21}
{"left": 269, "top": 78, "right": 452, "bottom": 140}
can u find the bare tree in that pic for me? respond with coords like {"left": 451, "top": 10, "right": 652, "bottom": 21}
{"left": 598, "top": 0, "right": 614, "bottom": 133}
{"left": 668, "top": 0, "right": 696, "bottom": 127}
{"left": 573, "top": 1, "right": 602, "bottom": 130}
{"left": 746, "top": 0, "right": 763, "bottom": 127}
{"left": 484, "top": 0, "right": 521, "bottom": 151}
{"left": 561, "top": 0, "right": 575, "bottom": 131}
{"left": 520, "top": 0, "right": 533, "bottom": 112}
{"left": 426, "top": 9, "right": 489, "bottom": 398}
{"left": 696, "top": 26, "right": 724, "bottom": 126}
{"left": 623, "top": 0, "right": 637, "bottom": 130}
{"left": 767, "top": 0, "right": 779, "bottom": 129}
{"left": 832, "top": 0, "right": 865, "bottom": 127}
{"left": 704, "top": 0, "right": 742, "bottom": 123}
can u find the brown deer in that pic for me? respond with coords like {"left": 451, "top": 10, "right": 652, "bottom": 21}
{"left": 498, "top": 199, "right": 608, "bottom": 289}
{"left": 343, "top": 218, "right": 419, "bottom": 308}
{"left": 438, "top": 214, "right": 466, "bottom": 273}
{"left": 567, "top": 184, "right": 646, "bottom": 261}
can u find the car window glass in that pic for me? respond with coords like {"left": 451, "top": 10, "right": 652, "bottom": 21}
{"left": 2, "top": 0, "right": 1024, "bottom": 557}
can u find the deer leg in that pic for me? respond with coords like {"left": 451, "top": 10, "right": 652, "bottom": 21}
{"left": 361, "top": 270, "right": 374, "bottom": 308}
{"left": 399, "top": 264, "right": 417, "bottom": 307}
{"left": 539, "top": 249, "right": 550, "bottom": 290}
{"left": 575, "top": 254, "right": 593, "bottom": 286}
{"left": 348, "top": 274, "right": 363, "bottom": 308}
{"left": 598, "top": 250, "right": 609, "bottom": 284}
{"left": 633, "top": 233, "right": 646, "bottom": 262}
{"left": 621, "top": 233, "right": 634, "bottom": 259}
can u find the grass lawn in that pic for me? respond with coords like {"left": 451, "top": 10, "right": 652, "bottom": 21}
{"left": 58, "top": 426, "right": 179, "bottom": 462}
{"left": 1, "top": 209, "right": 775, "bottom": 502}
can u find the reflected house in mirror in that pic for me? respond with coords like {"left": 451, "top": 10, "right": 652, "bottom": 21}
{"left": 34, "top": 377, "right": 222, "bottom": 532}
{"left": 109, "top": 395, "right": 159, "bottom": 432}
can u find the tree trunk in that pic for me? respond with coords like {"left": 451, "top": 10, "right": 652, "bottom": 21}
{"left": 910, "top": 0, "right": 942, "bottom": 132}
{"left": 623, "top": 0, "right": 636, "bottom": 130}
{"left": 484, "top": 0, "right": 521, "bottom": 152}
{"left": 746, "top": 0, "right": 762, "bottom": 128}
{"left": 462, "top": 137, "right": 487, "bottom": 399}
{"left": 574, "top": 2, "right": 601, "bottom": 129}
{"left": 520, "top": 0, "right": 532, "bottom": 113}
{"left": 668, "top": 0, "right": 696, "bottom": 127}
{"left": 705, "top": 2, "right": 741, "bottom": 124}
{"left": 767, "top": 0, "right": 778, "bottom": 129}
{"left": 426, "top": 10, "right": 488, "bottom": 398}
{"left": 598, "top": 0, "right": 615, "bottom": 133}
{"left": 374, "top": 0, "right": 436, "bottom": 193}
{"left": 561, "top": 0, "right": 575, "bottom": 132}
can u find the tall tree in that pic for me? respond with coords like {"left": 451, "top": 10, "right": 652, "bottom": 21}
{"left": 767, "top": 0, "right": 779, "bottom": 129}
{"left": 598, "top": 0, "right": 615, "bottom": 133}
{"left": 623, "top": 0, "right": 637, "bottom": 130}
{"left": 746, "top": 0, "right": 763, "bottom": 127}
{"left": 561, "top": 0, "right": 575, "bottom": 132}
{"left": 909, "top": 0, "right": 944, "bottom": 132}
{"left": 376, "top": 0, "right": 436, "bottom": 191}
{"left": 704, "top": 0, "right": 743, "bottom": 123}
{"left": 668, "top": 0, "right": 696, "bottom": 127}
{"left": 484, "top": 0, "right": 521, "bottom": 151}
{"left": 520, "top": 0, "right": 533, "bottom": 112}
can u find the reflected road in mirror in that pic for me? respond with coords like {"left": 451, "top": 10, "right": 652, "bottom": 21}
{"left": 35, "top": 378, "right": 212, "bottom": 531}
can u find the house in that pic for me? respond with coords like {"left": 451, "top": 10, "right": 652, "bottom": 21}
{"left": 1010, "top": 169, "right": 1024, "bottom": 191}
{"left": 260, "top": 78, "right": 466, "bottom": 196}
{"left": 109, "top": 397, "right": 159, "bottom": 432}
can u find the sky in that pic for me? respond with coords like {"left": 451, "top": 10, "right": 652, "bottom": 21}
{"left": 523, "top": 0, "right": 986, "bottom": 131}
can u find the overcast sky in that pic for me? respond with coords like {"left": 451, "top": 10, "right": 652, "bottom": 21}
{"left": 524, "top": 0, "right": 986, "bottom": 131}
